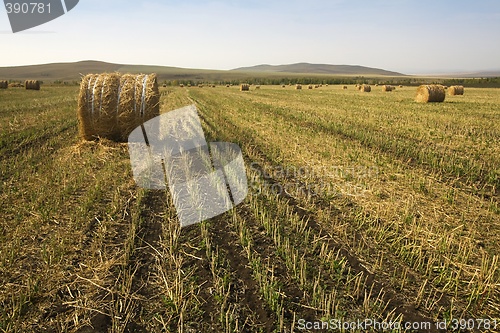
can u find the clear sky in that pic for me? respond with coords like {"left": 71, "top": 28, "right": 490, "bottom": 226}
{"left": 1, "top": 0, "right": 499, "bottom": 74}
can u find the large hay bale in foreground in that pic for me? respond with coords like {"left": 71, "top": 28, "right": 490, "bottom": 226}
{"left": 78, "top": 73, "right": 160, "bottom": 141}
{"left": 382, "top": 85, "right": 393, "bottom": 92}
{"left": 240, "top": 84, "right": 249, "bottom": 91}
{"left": 25, "top": 80, "right": 40, "bottom": 90}
{"left": 0, "top": 80, "right": 8, "bottom": 89}
{"left": 448, "top": 85, "right": 464, "bottom": 96}
{"left": 360, "top": 84, "right": 371, "bottom": 92}
{"left": 415, "top": 85, "right": 445, "bottom": 103}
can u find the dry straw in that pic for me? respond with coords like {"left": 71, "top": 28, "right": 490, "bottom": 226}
{"left": 78, "top": 73, "right": 160, "bottom": 141}
{"left": 240, "top": 84, "right": 249, "bottom": 91}
{"left": 382, "top": 85, "right": 393, "bottom": 92}
{"left": 448, "top": 85, "right": 464, "bottom": 96}
{"left": 0, "top": 80, "right": 8, "bottom": 89}
{"left": 360, "top": 84, "right": 371, "bottom": 92}
{"left": 25, "top": 80, "right": 40, "bottom": 90}
{"left": 415, "top": 84, "right": 446, "bottom": 103}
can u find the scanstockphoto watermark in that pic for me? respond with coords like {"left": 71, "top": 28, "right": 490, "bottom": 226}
{"left": 3, "top": 0, "right": 79, "bottom": 33}
{"left": 249, "top": 162, "right": 379, "bottom": 198}
{"left": 297, "top": 318, "right": 433, "bottom": 331}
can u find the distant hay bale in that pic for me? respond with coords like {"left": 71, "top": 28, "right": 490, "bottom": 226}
{"left": 25, "top": 80, "right": 40, "bottom": 90}
{"left": 0, "top": 80, "right": 8, "bottom": 89}
{"left": 399, "top": 85, "right": 403, "bottom": 88}
{"left": 282, "top": 84, "right": 286, "bottom": 88}
{"left": 342, "top": 85, "right": 347, "bottom": 90}
{"left": 226, "top": 84, "right": 230, "bottom": 87}
{"left": 325, "top": 84, "right": 329, "bottom": 87}
{"left": 382, "top": 85, "right": 393, "bottom": 92}
{"left": 375, "top": 84, "right": 379, "bottom": 87}
{"left": 360, "top": 84, "right": 371, "bottom": 92}
{"left": 78, "top": 73, "right": 160, "bottom": 141}
{"left": 198, "top": 84, "right": 204, "bottom": 88}
{"left": 295, "top": 84, "right": 302, "bottom": 90}
{"left": 162, "top": 84, "right": 167, "bottom": 87}
{"left": 179, "top": 84, "right": 184, "bottom": 87}
{"left": 240, "top": 84, "right": 249, "bottom": 91}
{"left": 448, "top": 85, "right": 464, "bottom": 96}
{"left": 308, "top": 85, "right": 313, "bottom": 89}
{"left": 255, "top": 85, "right": 260, "bottom": 89}
{"left": 415, "top": 84, "right": 446, "bottom": 103}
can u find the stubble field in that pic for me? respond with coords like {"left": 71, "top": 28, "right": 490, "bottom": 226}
{"left": 0, "top": 84, "right": 499, "bottom": 332}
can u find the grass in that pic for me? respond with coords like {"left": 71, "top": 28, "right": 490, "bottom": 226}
{"left": 0, "top": 84, "right": 499, "bottom": 332}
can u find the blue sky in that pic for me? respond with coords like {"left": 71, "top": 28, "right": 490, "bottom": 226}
{"left": 1, "top": 0, "right": 499, "bottom": 74}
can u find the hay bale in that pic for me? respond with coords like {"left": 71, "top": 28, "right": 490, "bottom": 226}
{"left": 78, "top": 73, "right": 160, "bottom": 141}
{"left": 448, "top": 85, "right": 464, "bottom": 96}
{"left": 342, "top": 85, "right": 347, "bottom": 90}
{"left": 240, "top": 84, "right": 249, "bottom": 91}
{"left": 0, "top": 80, "right": 8, "bottom": 89}
{"left": 399, "top": 85, "right": 403, "bottom": 88}
{"left": 226, "top": 84, "right": 230, "bottom": 87}
{"left": 295, "top": 84, "right": 302, "bottom": 90}
{"left": 255, "top": 85, "right": 260, "bottom": 89}
{"left": 382, "top": 85, "right": 393, "bottom": 92}
{"left": 179, "top": 84, "right": 184, "bottom": 88}
{"left": 25, "top": 80, "right": 40, "bottom": 90}
{"left": 415, "top": 85, "right": 446, "bottom": 103}
{"left": 375, "top": 84, "right": 379, "bottom": 87}
{"left": 282, "top": 84, "right": 286, "bottom": 88}
{"left": 360, "top": 84, "right": 371, "bottom": 92}
{"left": 308, "top": 85, "right": 313, "bottom": 89}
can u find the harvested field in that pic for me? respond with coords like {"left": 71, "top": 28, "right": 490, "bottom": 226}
{"left": 1, "top": 85, "right": 499, "bottom": 332}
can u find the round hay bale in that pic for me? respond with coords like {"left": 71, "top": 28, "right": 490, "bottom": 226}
{"left": 0, "top": 80, "right": 8, "bottom": 89}
{"left": 78, "top": 73, "right": 160, "bottom": 141}
{"left": 226, "top": 84, "right": 230, "bottom": 87}
{"left": 255, "top": 85, "right": 260, "bottom": 89}
{"left": 415, "top": 85, "right": 446, "bottom": 103}
{"left": 25, "top": 80, "right": 40, "bottom": 90}
{"left": 448, "top": 85, "right": 464, "bottom": 96}
{"left": 240, "top": 84, "right": 249, "bottom": 91}
{"left": 342, "top": 85, "right": 348, "bottom": 90}
{"left": 399, "top": 85, "right": 403, "bottom": 88}
{"left": 295, "top": 84, "right": 302, "bottom": 90}
{"left": 360, "top": 84, "right": 371, "bottom": 92}
{"left": 375, "top": 84, "right": 379, "bottom": 87}
{"left": 382, "top": 85, "right": 393, "bottom": 92}
{"left": 281, "top": 84, "right": 286, "bottom": 88}
{"left": 308, "top": 85, "right": 313, "bottom": 89}
{"left": 179, "top": 84, "right": 184, "bottom": 88}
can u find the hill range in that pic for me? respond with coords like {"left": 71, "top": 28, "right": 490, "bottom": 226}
{"left": 0, "top": 60, "right": 407, "bottom": 82}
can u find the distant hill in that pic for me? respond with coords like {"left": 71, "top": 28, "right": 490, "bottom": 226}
{"left": 232, "top": 62, "right": 404, "bottom": 76}
{"left": 0, "top": 60, "right": 223, "bottom": 81}
{"left": 0, "top": 61, "right": 122, "bottom": 81}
